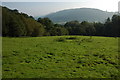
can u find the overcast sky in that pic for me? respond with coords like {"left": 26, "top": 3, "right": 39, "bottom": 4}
{"left": 1, "top": 0, "right": 120, "bottom": 17}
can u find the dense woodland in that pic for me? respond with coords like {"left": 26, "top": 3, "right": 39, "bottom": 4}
{"left": 2, "top": 6, "right": 120, "bottom": 37}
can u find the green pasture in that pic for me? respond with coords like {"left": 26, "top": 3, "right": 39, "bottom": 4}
{"left": 2, "top": 36, "right": 119, "bottom": 78}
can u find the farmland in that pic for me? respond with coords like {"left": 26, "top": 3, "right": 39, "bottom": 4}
{"left": 2, "top": 36, "right": 119, "bottom": 78}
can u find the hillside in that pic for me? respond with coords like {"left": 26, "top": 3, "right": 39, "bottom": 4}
{"left": 45, "top": 8, "right": 115, "bottom": 23}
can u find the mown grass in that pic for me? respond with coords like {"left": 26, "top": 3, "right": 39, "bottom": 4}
{"left": 2, "top": 36, "right": 119, "bottom": 78}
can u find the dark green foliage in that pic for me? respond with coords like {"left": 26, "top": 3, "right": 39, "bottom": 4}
{"left": 64, "top": 21, "right": 96, "bottom": 36}
{"left": 3, "top": 6, "right": 69, "bottom": 37}
{"left": 37, "top": 17, "right": 54, "bottom": 31}
{"left": 31, "top": 25, "right": 45, "bottom": 37}
{"left": 8, "top": 15, "right": 26, "bottom": 37}
{"left": 50, "top": 27, "right": 68, "bottom": 36}
{"left": 111, "top": 15, "right": 120, "bottom": 37}
{"left": 2, "top": 6, "right": 120, "bottom": 37}
{"left": 86, "top": 24, "right": 96, "bottom": 36}
{"left": 94, "top": 22, "right": 104, "bottom": 36}
{"left": 64, "top": 15, "right": 120, "bottom": 37}
{"left": 2, "top": 7, "right": 45, "bottom": 37}
{"left": 104, "top": 15, "right": 120, "bottom": 37}
{"left": 65, "top": 21, "right": 84, "bottom": 35}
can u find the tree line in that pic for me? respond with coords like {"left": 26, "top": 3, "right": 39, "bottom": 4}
{"left": 2, "top": 6, "right": 120, "bottom": 37}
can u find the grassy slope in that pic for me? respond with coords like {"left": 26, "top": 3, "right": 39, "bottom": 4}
{"left": 2, "top": 36, "right": 119, "bottom": 78}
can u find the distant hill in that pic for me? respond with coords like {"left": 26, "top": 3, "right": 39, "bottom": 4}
{"left": 45, "top": 8, "right": 115, "bottom": 23}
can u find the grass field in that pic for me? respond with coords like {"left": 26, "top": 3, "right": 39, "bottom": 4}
{"left": 2, "top": 36, "right": 119, "bottom": 78}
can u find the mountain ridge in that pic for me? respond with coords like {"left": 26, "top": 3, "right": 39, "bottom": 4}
{"left": 44, "top": 8, "right": 115, "bottom": 23}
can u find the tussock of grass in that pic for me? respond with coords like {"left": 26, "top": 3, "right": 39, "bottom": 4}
{"left": 56, "top": 37, "right": 66, "bottom": 42}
